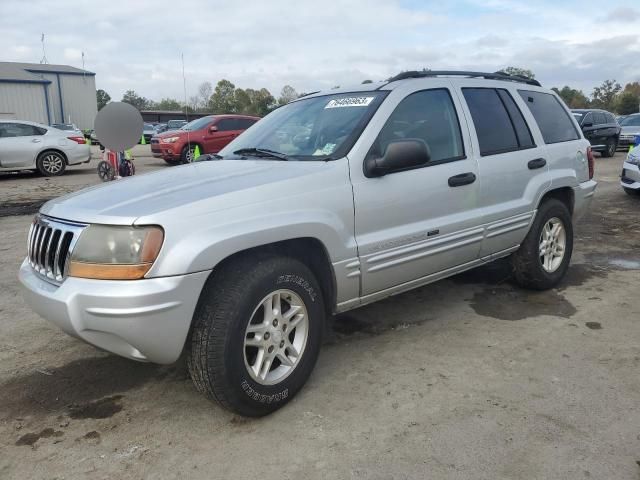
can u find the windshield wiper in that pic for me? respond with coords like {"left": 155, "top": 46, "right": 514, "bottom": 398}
{"left": 232, "top": 147, "right": 290, "bottom": 161}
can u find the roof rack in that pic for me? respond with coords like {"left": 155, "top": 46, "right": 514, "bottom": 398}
{"left": 387, "top": 70, "right": 541, "bottom": 87}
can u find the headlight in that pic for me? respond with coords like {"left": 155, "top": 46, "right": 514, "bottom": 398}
{"left": 628, "top": 149, "right": 640, "bottom": 166}
{"left": 161, "top": 136, "right": 180, "bottom": 143}
{"left": 68, "top": 225, "right": 164, "bottom": 280}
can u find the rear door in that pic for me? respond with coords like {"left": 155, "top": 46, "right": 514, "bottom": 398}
{"left": 351, "top": 81, "right": 484, "bottom": 297}
{"left": 580, "top": 112, "right": 597, "bottom": 144}
{"left": 455, "top": 84, "right": 550, "bottom": 258}
{"left": 0, "top": 123, "right": 46, "bottom": 168}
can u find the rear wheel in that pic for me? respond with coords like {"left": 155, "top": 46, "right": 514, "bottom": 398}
{"left": 601, "top": 138, "right": 617, "bottom": 158}
{"left": 511, "top": 199, "right": 573, "bottom": 290}
{"left": 36, "top": 151, "right": 66, "bottom": 176}
{"left": 187, "top": 254, "right": 325, "bottom": 417}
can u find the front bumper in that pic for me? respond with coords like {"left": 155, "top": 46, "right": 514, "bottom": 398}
{"left": 19, "top": 259, "right": 210, "bottom": 364}
{"left": 150, "top": 142, "right": 180, "bottom": 159}
{"left": 621, "top": 162, "right": 640, "bottom": 190}
{"left": 618, "top": 135, "right": 639, "bottom": 149}
{"left": 572, "top": 179, "right": 597, "bottom": 220}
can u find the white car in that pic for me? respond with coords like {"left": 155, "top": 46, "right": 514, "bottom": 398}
{"left": 0, "top": 120, "right": 91, "bottom": 176}
{"left": 51, "top": 123, "right": 83, "bottom": 137}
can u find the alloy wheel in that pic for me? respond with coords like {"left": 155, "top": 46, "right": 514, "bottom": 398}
{"left": 539, "top": 217, "right": 566, "bottom": 273}
{"left": 42, "top": 153, "right": 64, "bottom": 174}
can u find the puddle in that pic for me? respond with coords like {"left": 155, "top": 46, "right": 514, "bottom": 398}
{"left": 0, "top": 355, "right": 170, "bottom": 419}
{"left": 608, "top": 259, "right": 640, "bottom": 270}
{"left": 15, "top": 427, "right": 63, "bottom": 447}
{"left": 68, "top": 395, "right": 123, "bottom": 419}
{"left": 471, "top": 287, "right": 576, "bottom": 320}
{"left": 586, "top": 253, "right": 640, "bottom": 271}
{"left": 558, "top": 264, "right": 608, "bottom": 289}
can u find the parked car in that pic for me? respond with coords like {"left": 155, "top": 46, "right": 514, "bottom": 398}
{"left": 141, "top": 123, "right": 157, "bottom": 144}
{"left": 151, "top": 114, "right": 260, "bottom": 164}
{"left": 19, "top": 71, "right": 596, "bottom": 416}
{"left": 621, "top": 144, "right": 640, "bottom": 196}
{"left": 154, "top": 123, "right": 168, "bottom": 134}
{"left": 166, "top": 119, "right": 188, "bottom": 131}
{"left": 51, "top": 123, "right": 83, "bottom": 137}
{"left": 571, "top": 109, "right": 620, "bottom": 157}
{"left": 0, "top": 120, "right": 90, "bottom": 176}
{"left": 616, "top": 115, "right": 627, "bottom": 124}
{"left": 618, "top": 114, "right": 640, "bottom": 151}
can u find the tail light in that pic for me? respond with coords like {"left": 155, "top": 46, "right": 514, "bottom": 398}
{"left": 586, "top": 146, "right": 594, "bottom": 179}
{"left": 67, "top": 136, "right": 86, "bottom": 144}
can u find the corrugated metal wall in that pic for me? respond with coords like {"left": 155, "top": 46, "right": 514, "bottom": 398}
{"left": 59, "top": 74, "right": 97, "bottom": 130}
{"left": 0, "top": 83, "right": 49, "bottom": 124}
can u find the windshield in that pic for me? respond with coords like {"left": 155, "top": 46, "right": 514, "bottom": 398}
{"left": 52, "top": 124, "right": 74, "bottom": 130}
{"left": 620, "top": 115, "right": 640, "bottom": 127}
{"left": 181, "top": 117, "right": 212, "bottom": 131}
{"left": 219, "top": 92, "right": 386, "bottom": 160}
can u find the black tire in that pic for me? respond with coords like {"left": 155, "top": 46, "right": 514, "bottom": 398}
{"left": 511, "top": 199, "right": 573, "bottom": 290}
{"left": 187, "top": 253, "right": 325, "bottom": 417}
{"left": 36, "top": 150, "right": 66, "bottom": 176}
{"left": 180, "top": 144, "right": 198, "bottom": 164}
{"left": 164, "top": 158, "right": 181, "bottom": 166}
{"left": 97, "top": 160, "right": 115, "bottom": 182}
{"left": 601, "top": 138, "right": 617, "bottom": 158}
{"left": 624, "top": 187, "right": 640, "bottom": 197}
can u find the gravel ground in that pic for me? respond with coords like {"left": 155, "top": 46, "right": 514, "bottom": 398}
{"left": 0, "top": 150, "right": 639, "bottom": 480}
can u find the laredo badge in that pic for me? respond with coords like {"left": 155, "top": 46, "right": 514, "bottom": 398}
{"left": 325, "top": 96, "right": 374, "bottom": 109}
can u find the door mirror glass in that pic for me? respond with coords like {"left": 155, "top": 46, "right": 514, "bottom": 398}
{"left": 365, "top": 139, "right": 431, "bottom": 177}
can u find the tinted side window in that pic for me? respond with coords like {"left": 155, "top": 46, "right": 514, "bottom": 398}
{"left": 518, "top": 90, "right": 580, "bottom": 144}
{"left": 372, "top": 88, "right": 464, "bottom": 163}
{"left": 463, "top": 88, "right": 518, "bottom": 156}
{"left": 0, "top": 123, "right": 44, "bottom": 137}
{"left": 496, "top": 89, "right": 534, "bottom": 149}
{"left": 216, "top": 119, "right": 236, "bottom": 131}
{"left": 605, "top": 113, "right": 615, "bottom": 124}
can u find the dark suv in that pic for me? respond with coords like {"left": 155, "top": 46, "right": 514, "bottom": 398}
{"left": 571, "top": 109, "right": 620, "bottom": 157}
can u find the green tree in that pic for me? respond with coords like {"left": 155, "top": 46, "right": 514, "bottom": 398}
{"left": 552, "top": 86, "right": 590, "bottom": 108}
{"left": 615, "top": 92, "right": 640, "bottom": 115}
{"left": 246, "top": 88, "right": 275, "bottom": 116}
{"left": 622, "top": 81, "right": 640, "bottom": 98}
{"left": 591, "top": 79, "right": 622, "bottom": 111}
{"left": 278, "top": 85, "right": 298, "bottom": 106}
{"left": 121, "top": 90, "right": 150, "bottom": 110}
{"left": 154, "top": 98, "right": 183, "bottom": 110}
{"left": 499, "top": 67, "right": 535, "bottom": 79}
{"left": 96, "top": 89, "right": 111, "bottom": 110}
{"left": 209, "top": 79, "right": 237, "bottom": 113}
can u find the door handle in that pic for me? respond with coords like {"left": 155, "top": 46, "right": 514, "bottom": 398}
{"left": 528, "top": 158, "right": 546, "bottom": 170}
{"left": 31, "top": 138, "right": 41, "bottom": 143}
{"left": 448, "top": 172, "right": 476, "bottom": 187}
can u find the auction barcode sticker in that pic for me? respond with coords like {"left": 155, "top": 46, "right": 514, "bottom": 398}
{"left": 325, "top": 96, "right": 374, "bottom": 109}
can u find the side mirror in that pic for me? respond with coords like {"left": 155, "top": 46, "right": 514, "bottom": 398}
{"left": 209, "top": 125, "right": 218, "bottom": 133}
{"left": 364, "top": 139, "right": 431, "bottom": 177}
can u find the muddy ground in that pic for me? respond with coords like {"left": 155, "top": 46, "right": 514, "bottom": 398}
{"left": 0, "top": 148, "right": 639, "bottom": 479}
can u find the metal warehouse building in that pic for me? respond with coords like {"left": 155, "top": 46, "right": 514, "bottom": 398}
{"left": 0, "top": 62, "right": 97, "bottom": 130}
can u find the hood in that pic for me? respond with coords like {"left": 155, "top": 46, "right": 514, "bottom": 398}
{"left": 156, "top": 129, "right": 188, "bottom": 139}
{"left": 41, "top": 159, "right": 340, "bottom": 225}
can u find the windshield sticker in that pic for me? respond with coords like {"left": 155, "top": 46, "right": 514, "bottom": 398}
{"left": 312, "top": 143, "right": 337, "bottom": 156}
{"left": 325, "top": 96, "right": 374, "bottom": 109}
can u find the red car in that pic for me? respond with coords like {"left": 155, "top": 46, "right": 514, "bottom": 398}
{"left": 150, "top": 114, "right": 260, "bottom": 164}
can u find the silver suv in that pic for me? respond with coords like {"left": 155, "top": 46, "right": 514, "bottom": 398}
{"left": 19, "top": 71, "right": 597, "bottom": 416}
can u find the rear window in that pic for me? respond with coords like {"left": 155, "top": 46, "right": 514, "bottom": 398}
{"left": 462, "top": 88, "right": 534, "bottom": 156}
{"left": 518, "top": 90, "right": 579, "bottom": 144}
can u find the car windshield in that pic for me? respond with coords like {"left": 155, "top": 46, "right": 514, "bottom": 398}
{"left": 620, "top": 116, "right": 640, "bottom": 127}
{"left": 181, "top": 117, "right": 212, "bottom": 131}
{"left": 219, "top": 92, "right": 385, "bottom": 160}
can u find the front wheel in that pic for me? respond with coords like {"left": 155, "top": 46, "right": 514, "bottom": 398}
{"left": 180, "top": 144, "right": 198, "bottom": 164}
{"left": 187, "top": 254, "right": 325, "bottom": 416}
{"left": 511, "top": 199, "right": 573, "bottom": 290}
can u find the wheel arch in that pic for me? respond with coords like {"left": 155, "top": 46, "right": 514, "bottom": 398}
{"left": 538, "top": 186, "right": 574, "bottom": 216}
{"left": 37, "top": 148, "right": 69, "bottom": 165}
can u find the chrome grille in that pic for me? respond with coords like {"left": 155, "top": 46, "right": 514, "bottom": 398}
{"left": 27, "top": 215, "right": 87, "bottom": 284}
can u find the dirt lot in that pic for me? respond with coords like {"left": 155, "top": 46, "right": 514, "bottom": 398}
{"left": 1, "top": 148, "right": 639, "bottom": 480}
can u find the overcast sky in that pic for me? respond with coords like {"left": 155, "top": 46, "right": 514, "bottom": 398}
{"left": 1, "top": 0, "right": 639, "bottom": 102}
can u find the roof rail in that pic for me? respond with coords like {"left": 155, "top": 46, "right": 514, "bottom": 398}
{"left": 387, "top": 70, "right": 541, "bottom": 87}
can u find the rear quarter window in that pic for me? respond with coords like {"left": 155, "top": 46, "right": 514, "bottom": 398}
{"left": 518, "top": 90, "right": 580, "bottom": 144}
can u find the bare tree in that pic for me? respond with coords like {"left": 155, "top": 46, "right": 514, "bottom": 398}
{"left": 197, "top": 82, "right": 213, "bottom": 110}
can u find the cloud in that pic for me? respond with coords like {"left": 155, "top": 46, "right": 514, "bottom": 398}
{"left": 0, "top": 0, "right": 638, "bottom": 102}
{"left": 601, "top": 7, "right": 640, "bottom": 23}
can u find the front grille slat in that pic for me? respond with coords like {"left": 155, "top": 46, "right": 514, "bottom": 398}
{"left": 27, "top": 215, "right": 87, "bottom": 285}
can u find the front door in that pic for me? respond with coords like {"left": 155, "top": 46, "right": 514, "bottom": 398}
{"left": 350, "top": 82, "right": 483, "bottom": 297}
{"left": 207, "top": 118, "right": 240, "bottom": 153}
